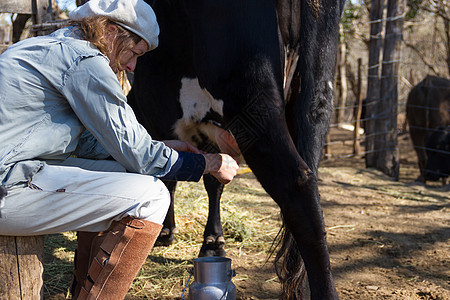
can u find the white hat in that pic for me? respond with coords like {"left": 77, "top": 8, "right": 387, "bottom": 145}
{"left": 69, "top": 0, "right": 159, "bottom": 51}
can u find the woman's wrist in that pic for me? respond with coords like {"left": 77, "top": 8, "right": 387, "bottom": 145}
{"left": 202, "top": 153, "right": 239, "bottom": 184}
{"left": 202, "top": 153, "right": 221, "bottom": 175}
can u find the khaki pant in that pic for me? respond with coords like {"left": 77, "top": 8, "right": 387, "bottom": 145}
{"left": 0, "top": 157, "right": 170, "bottom": 235}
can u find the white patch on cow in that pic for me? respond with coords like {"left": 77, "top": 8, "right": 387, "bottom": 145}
{"left": 328, "top": 80, "right": 334, "bottom": 90}
{"left": 178, "top": 78, "right": 224, "bottom": 121}
{"left": 173, "top": 78, "right": 224, "bottom": 149}
{"left": 173, "top": 78, "right": 241, "bottom": 158}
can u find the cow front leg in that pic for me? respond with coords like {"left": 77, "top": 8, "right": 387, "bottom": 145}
{"left": 156, "top": 180, "right": 178, "bottom": 246}
{"left": 199, "top": 174, "right": 226, "bottom": 257}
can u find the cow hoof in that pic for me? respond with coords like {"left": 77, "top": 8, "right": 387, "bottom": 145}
{"left": 155, "top": 227, "right": 176, "bottom": 246}
{"left": 216, "top": 236, "right": 225, "bottom": 245}
{"left": 199, "top": 246, "right": 226, "bottom": 257}
{"left": 205, "top": 235, "right": 215, "bottom": 244}
{"left": 205, "top": 235, "right": 225, "bottom": 245}
{"left": 200, "top": 235, "right": 226, "bottom": 257}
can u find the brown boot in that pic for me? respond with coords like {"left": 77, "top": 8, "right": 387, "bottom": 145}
{"left": 76, "top": 217, "right": 162, "bottom": 300}
{"left": 70, "top": 231, "right": 100, "bottom": 299}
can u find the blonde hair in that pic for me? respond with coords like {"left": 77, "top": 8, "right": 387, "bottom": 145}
{"left": 70, "top": 16, "right": 141, "bottom": 72}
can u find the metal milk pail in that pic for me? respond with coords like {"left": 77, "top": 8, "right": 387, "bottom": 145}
{"left": 188, "top": 257, "right": 236, "bottom": 300}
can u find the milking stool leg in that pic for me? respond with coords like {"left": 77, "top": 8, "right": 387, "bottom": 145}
{"left": 76, "top": 216, "right": 162, "bottom": 300}
{"left": 70, "top": 231, "right": 100, "bottom": 299}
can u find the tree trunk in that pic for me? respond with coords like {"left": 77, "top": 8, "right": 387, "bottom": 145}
{"left": 365, "top": 0, "right": 385, "bottom": 167}
{"left": 0, "top": 236, "right": 44, "bottom": 300}
{"left": 444, "top": 12, "right": 450, "bottom": 77}
{"left": 375, "top": 0, "right": 406, "bottom": 179}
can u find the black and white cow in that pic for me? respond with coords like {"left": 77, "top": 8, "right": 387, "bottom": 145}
{"left": 128, "top": 0, "right": 344, "bottom": 298}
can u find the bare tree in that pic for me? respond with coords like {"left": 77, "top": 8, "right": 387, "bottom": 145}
{"left": 364, "top": 0, "right": 405, "bottom": 178}
{"left": 375, "top": 0, "right": 406, "bottom": 179}
{"left": 365, "top": 0, "right": 385, "bottom": 167}
{"left": 404, "top": 0, "right": 450, "bottom": 78}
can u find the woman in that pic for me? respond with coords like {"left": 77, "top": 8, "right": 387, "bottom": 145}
{"left": 0, "top": 0, "right": 239, "bottom": 298}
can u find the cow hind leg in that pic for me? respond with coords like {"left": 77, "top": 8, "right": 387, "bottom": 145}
{"left": 199, "top": 174, "right": 226, "bottom": 257}
{"left": 156, "top": 180, "right": 178, "bottom": 246}
{"left": 238, "top": 121, "right": 338, "bottom": 299}
{"left": 275, "top": 178, "right": 336, "bottom": 300}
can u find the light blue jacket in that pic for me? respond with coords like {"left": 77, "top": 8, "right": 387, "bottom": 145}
{"left": 0, "top": 27, "right": 190, "bottom": 188}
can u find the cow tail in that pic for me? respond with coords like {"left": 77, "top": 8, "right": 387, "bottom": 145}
{"left": 272, "top": 223, "right": 306, "bottom": 299}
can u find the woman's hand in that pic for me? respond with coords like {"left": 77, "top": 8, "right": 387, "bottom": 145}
{"left": 163, "top": 140, "right": 239, "bottom": 184}
{"left": 162, "top": 140, "right": 204, "bottom": 154}
{"left": 203, "top": 153, "right": 239, "bottom": 184}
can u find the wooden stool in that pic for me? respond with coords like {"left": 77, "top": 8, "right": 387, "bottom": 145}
{"left": 0, "top": 235, "right": 44, "bottom": 299}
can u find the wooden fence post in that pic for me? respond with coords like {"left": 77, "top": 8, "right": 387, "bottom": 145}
{"left": 0, "top": 235, "right": 45, "bottom": 300}
{"left": 33, "top": 0, "right": 55, "bottom": 36}
{"left": 353, "top": 58, "right": 363, "bottom": 155}
{"left": 337, "top": 22, "right": 348, "bottom": 124}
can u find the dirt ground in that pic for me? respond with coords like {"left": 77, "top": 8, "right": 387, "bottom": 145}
{"left": 229, "top": 128, "right": 449, "bottom": 300}
{"left": 42, "top": 128, "right": 449, "bottom": 299}
{"left": 319, "top": 131, "right": 449, "bottom": 299}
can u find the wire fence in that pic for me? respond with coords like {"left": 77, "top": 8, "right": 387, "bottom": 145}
{"left": 323, "top": 13, "right": 449, "bottom": 180}
{"left": 1, "top": 5, "right": 448, "bottom": 177}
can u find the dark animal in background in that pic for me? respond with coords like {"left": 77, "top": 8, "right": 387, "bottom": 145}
{"left": 128, "top": 0, "right": 344, "bottom": 298}
{"left": 424, "top": 126, "right": 450, "bottom": 184}
{"left": 406, "top": 75, "right": 450, "bottom": 184}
